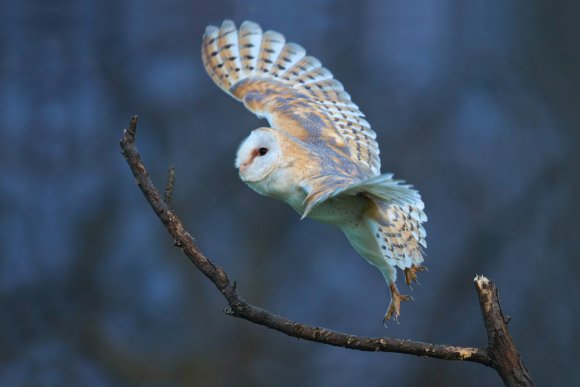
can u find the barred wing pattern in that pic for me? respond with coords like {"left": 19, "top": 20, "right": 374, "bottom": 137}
{"left": 201, "top": 20, "right": 381, "bottom": 177}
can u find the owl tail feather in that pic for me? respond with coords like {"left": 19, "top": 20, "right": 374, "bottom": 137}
{"left": 365, "top": 198, "right": 427, "bottom": 271}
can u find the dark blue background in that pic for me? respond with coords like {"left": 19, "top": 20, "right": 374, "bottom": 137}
{"left": 1, "top": 0, "right": 578, "bottom": 386}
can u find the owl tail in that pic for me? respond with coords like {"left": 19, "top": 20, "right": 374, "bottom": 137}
{"left": 365, "top": 199, "right": 427, "bottom": 270}
{"left": 202, "top": 20, "right": 346, "bottom": 101}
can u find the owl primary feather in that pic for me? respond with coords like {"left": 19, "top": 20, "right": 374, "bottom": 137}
{"left": 202, "top": 20, "right": 427, "bottom": 324}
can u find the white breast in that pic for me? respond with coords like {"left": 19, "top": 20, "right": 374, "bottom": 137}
{"left": 245, "top": 163, "right": 305, "bottom": 209}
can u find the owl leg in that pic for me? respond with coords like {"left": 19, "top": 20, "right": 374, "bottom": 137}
{"left": 404, "top": 265, "right": 428, "bottom": 289}
{"left": 383, "top": 282, "right": 413, "bottom": 326}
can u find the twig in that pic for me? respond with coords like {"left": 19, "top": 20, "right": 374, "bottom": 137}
{"left": 120, "top": 116, "right": 532, "bottom": 386}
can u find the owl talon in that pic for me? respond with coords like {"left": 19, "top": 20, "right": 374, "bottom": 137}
{"left": 382, "top": 314, "right": 398, "bottom": 328}
{"left": 383, "top": 283, "right": 413, "bottom": 326}
{"left": 404, "top": 265, "right": 428, "bottom": 288}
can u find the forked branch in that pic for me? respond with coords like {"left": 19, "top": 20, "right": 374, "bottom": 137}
{"left": 120, "top": 116, "right": 532, "bottom": 386}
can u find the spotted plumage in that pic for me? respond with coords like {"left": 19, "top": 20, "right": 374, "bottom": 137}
{"left": 202, "top": 20, "right": 428, "bottom": 324}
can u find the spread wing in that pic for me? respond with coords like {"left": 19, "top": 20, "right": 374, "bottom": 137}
{"left": 202, "top": 20, "right": 381, "bottom": 189}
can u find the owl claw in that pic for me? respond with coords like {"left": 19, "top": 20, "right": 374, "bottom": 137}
{"left": 382, "top": 315, "right": 398, "bottom": 328}
{"left": 383, "top": 283, "right": 413, "bottom": 326}
{"left": 404, "top": 265, "right": 428, "bottom": 288}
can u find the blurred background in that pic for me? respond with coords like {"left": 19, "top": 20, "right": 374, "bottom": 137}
{"left": 1, "top": 0, "right": 578, "bottom": 386}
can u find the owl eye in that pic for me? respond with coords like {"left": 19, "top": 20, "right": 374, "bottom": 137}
{"left": 258, "top": 147, "right": 268, "bottom": 156}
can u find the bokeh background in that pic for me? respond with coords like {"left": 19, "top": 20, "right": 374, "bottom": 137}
{"left": 1, "top": 0, "right": 578, "bottom": 386}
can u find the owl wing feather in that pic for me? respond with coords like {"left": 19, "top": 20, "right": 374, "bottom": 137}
{"left": 203, "top": 21, "right": 427, "bottom": 268}
{"left": 202, "top": 20, "right": 381, "bottom": 186}
{"left": 300, "top": 173, "right": 425, "bottom": 219}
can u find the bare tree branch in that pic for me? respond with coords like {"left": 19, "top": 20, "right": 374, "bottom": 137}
{"left": 120, "top": 116, "right": 532, "bottom": 386}
{"left": 474, "top": 276, "right": 533, "bottom": 386}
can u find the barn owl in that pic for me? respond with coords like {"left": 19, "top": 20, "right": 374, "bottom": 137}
{"left": 202, "top": 20, "right": 427, "bottom": 324}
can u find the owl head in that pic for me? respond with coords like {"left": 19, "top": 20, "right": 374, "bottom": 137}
{"left": 235, "top": 128, "right": 282, "bottom": 182}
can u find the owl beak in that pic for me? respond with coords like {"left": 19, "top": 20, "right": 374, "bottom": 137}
{"left": 239, "top": 159, "right": 250, "bottom": 172}
{"left": 239, "top": 151, "right": 258, "bottom": 175}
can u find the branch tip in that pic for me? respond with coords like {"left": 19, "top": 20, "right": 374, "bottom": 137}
{"left": 130, "top": 114, "right": 139, "bottom": 130}
{"left": 129, "top": 115, "right": 139, "bottom": 135}
{"left": 474, "top": 274, "right": 489, "bottom": 287}
{"left": 121, "top": 115, "right": 139, "bottom": 147}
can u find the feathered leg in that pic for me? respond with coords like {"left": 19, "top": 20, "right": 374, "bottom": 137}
{"left": 360, "top": 199, "right": 427, "bottom": 325}
{"left": 384, "top": 281, "right": 413, "bottom": 326}
{"left": 372, "top": 263, "right": 413, "bottom": 326}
